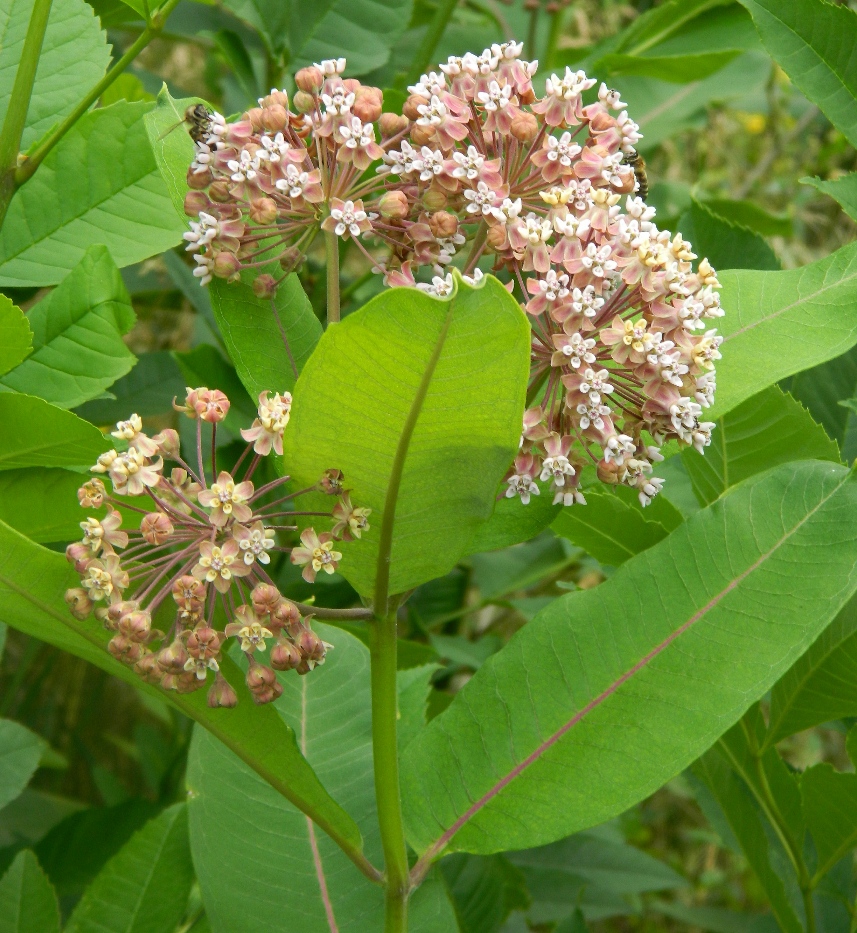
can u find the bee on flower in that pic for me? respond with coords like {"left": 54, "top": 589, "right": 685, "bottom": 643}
{"left": 64, "top": 388, "right": 370, "bottom": 708}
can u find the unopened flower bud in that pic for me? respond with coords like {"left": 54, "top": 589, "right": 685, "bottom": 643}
{"left": 141, "top": 511, "right": 174, "bottom": 545}
{"left": 246, "top": 662, "right": 283, "bottom": 704}
{"left": 78, "top": 478, "right": 106, "bottom": 508}
{"left": 207, "top": 672, "right": 238, "bottom": 708}
{"left": 297, "top": 627, "right": 327, "bottom": 663}
{"left": 486, "top": 224, "right": 508, "bottom": 250}
{"left": 249, "top": 197, "right": 278, "bottom": 225}
{"left": 261, "top": 89, "right": 289, "bottom": 109}
{"left": 186, "top": 165, "right": 212, "bottom": 189}
{"left": 252, "top": 274, "right": 278, "bottom": 299}
{"left": 511, "top": 111, "right": 539, "bottom": 143}
{"left": 262, "top": 105, "right": 288, "bottom": 133}
{"left": 271, "top": 599, "right": 301, "bottom": 634}
{"left": 209, "top": 180, "right": 232, "bottom": 203}
{"left": 319, "top": 468, "right": 344, "bottom": 494}
{"left": 157, "top": 639, "right": 189, "bottom": 673}
{"left": 134, "top": 653, "right": 161, "bottom": 684}
{"left": 379, "top": 112, "right": 409, "bottom": 137}
{"left": 402, "top": 95, "right": 426, "bottom": 121}
{"left": 153, "top": 428, "right": 180, "bottom": 458}
{"left": 429, "top": 211, "right": 458, "bottom": 239}
{"left": 293, "top": 90, "right": 315, "bottom": 114}
{"left": 422, "top": 188, "right": 447, "bottom": 210}
{"left": 278, "top": 246, "right": 304, "bottom": 274}
{"left": 64, "top": 587, "right": 92, "bottom": 620}
{"left": 184, "top": 191, "right": 212, "bottom": 216}
{"left": 295, "top": 66, "right": 324, "bottom": 93}
{"left": 186, "top": 625, "right": 222, "bottom": 659}
{"left": 246, "top": 107, "right": 265, "bottom": 132}
{"left": 378, "top": 190, "right": 409, "bottom": 219}
{"left": 212, "top": 251, "right": 241, "bottom": 280}
{"left": 118, "top": 609, "right": 152, "bottom": 643}
{"left": 251, "top": 583, "right": 282, "bottom": 616}
{"left": 176, "top": 671, "right": 204, "bottom": 694}
{"left": 66, "top": 542, "right": 91, "bottom": 571}
{"left": 596, "top": 459, "right": 622, "bottom": 484}
{"left": 270, "top": 639, "right": 302, "bottom": 670}
{"left": 410, "top": 123, "right": 436, "bottom": 147}
{"left": 353, "top": 86, "right": 383, "bottom": 123}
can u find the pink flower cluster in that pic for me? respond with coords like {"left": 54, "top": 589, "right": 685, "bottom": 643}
{"left": 64, "top": 390, "right": 370, "bottom": 707}
{"left": 183, "top": 43, "right": 723, "bottom": 507}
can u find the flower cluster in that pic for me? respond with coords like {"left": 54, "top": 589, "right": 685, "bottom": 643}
{"left": 183, "top": 44, "right": 722, "bottom": 507}
{"left": 64, "top": 389, "right": 370, "bottom": 707}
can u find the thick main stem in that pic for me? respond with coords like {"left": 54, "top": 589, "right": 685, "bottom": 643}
{"left": 370, "top": 612, "right": 410, "bottom": 932}
{"left": 0, "top": 0, "right": 53, "bottom": 231}
{"left": 325, "top": 230, "right": 341, "bottom": 325}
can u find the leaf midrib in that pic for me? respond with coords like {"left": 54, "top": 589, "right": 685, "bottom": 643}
{"left": 417, "top": 468, "right": 850, "bottom": 860}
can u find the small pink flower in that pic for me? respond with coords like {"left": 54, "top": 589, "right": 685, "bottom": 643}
{"left": 290, "top": 528, "right": 343, "bottom": 583}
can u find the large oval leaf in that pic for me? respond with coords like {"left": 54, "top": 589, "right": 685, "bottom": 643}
{"left": 401, "top": 460, "right": 857, "bottom": 856}
{"left": 284, "top": 276, "right": 530, "bottom": 599}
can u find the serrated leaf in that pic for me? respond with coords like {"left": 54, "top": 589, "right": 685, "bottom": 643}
{"left": 289, "top": 0, "right": 414, "bottom": 75}
{"left": 551, "top": 485, "right": 681, "bottom": 566}
{"left": 0, "top": 851, "right": 60, "bottom": 933}
{"left": 0, "top": 0, "right": 110, "bottom": 151}
{"left": 800, "top": 763, "right": 857, "bottom": 881}
{"left": 802, "top": 173, "right": 857, "bottom": 222}
{"left": 0, "top": 468, "right": 87, "bottom": 543}
{"left": 401, "top": 461, "right": 857, "bottom": 856}
{"left": 144, "top": 87, "right": 205, "bottom": 221}
{"left": 0, "top": 518, "right": 365, "bottom": 862}
{"left": 284, "top": 277, "right": 530, "bottom": 599}
{"left": 64, "top": 804, "right": 193, "bottom": 933}
{"left": 0, "top": 395, "right": 106, "bottom": 470}
{"left": 0, "top": 101, "right": 184, "bottom": 287}
{"left": 788, "top": 344, "right": 857, "bottom": 453}
{"left": 0, "top": 296, "right": 32, "bottom": 375}
{"left": 767, "top": 593, "right": 857, "bottom": 743}
{"left": 209, "top": 273, "right": 322, "bottom": 399}
{"left": 713, "top": 241, "right": 857, "bottom": 419}
{"left": 737, "top": 0, "right": 857, "bottom": 147}
{"left": 188, "top": 624, "right": 457, "bottom": 932}
{"left": 0, "top": 247, "right": 136, "bottom": 408}
{"left": 682, "top": 386, "right": 840, "bottom": 507}
{"left": 0, "top": 720, "right": 44, "bottom": 811}
{"left": 678, "top": 199, "right": 779, "bottom": 271}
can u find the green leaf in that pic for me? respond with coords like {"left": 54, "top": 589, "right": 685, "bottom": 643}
{"left": 188, "top": 624, "right": 457, "bottom": 931}
{"left": 76, "top": 351, "right": 186, "bottom": 425}
{"left": 173, "top": 343, "right": 257, "bottom": 433}
{"left": 508, "top": 825, "right": 684, "bottom": 925}
{"left": 442, "top": 853, "right": 529, "bottom": 933}
{"left": 802, "top": 174, "right": 857, "bottom": 222}
{"left": 401, "top": 461, "right": 857, "bottom": 855}
{"left": 0, "top": 851, "right": 60, "bottom": 933}
{"left": 64, "top": 804, "right": 194, "bottom": 933}
{"left": 0, "top": 468, "right": 86, "bottom": 543}
{"left": 682, "top": 386, "right": 840, "bottom": 507}
{"left": 652, "top": 899, "right": 779, "bottom": 932}
{"left": 0, "top": 296, "right": 32, "bottom": 376}
{"left": 611, "top": 0, "right": 736, "bottom": 56}
{"left": 0, "top": 720, "right": 44, "bottom": 811}
{"left": 99, "top": 72, "right": 154, "bottom": 107}
{"left": 700, "top": 198, "right": 793, "bottom": 238}
{"left": 464, "top": 494, "right": 560, "bottom": 554}
{"left": 0, "top": 395, "right": 106, "bottom": 470}
{"left": 678, "top": 199, "right": 779, "bottom": 271}
{"left": 289, "top": 0, "right": 414, "bottom": 75}
{"left": 284, "top": 276, "right": 530, "bottom": 599}
{"left": 611, "top": 52, "right": 771, "bottom": 152}
{"left": 0, "top": 0, "right": 110, "bottom": 151}
{"left": 0, "top": 101, "right": 185, "bottom": 287}
{"left": 600, "top": 51, "right": 739, "bottom": 83}
{"left": 144, "top": 87, "right": 204, "bottom": 221}
{"left": 800, "top": 763, "right": 857, "bottom": 881}
{"left": 691, "top": 749, "right": 804, "bottom": 933}
{"left": 221, "top": 0, "right": 289, "bottom": 54}
{"left": 737, "top": 0, "right": 857, "bottom": 147}
{"left": 551, "top": 486, "right": 681, "bottom": 566}
{"left": 767, "top": 593, "right": 857, "bottom": 743}
{"left": 0, "top": 247, "right": 136, "bottom": 408}
{"left": 712, "top": 241, "right": 857, "bottom": 419}
{"left": 0, "top": 518, "right": 365, "bottom": 862}
{"left": 398, "top": 664, "right": 438, "bottom": 755}
{"left": 788, "top": 344, "right": 857, "bottom": 454}
{"left": 209, "top": 273, "right": 322, "bottom": 399}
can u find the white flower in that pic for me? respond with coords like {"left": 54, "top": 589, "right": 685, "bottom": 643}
{"left": 537, "top": 270, "right": 570, "bottom": 302}
{"left": 259, "top": 132, "right": 291, "bottom": 162}
{"left": 418, "top": 146, "right": 445, "bottom": 181}
{"left": 670, "top": 398, "right": 703, "bottom": 442}
{"left": 183, "top": 212, "right": 219, "bottom": 252}
{"left": 227, "top": 149, "right": 262, "bottom": 183}
{"left": 378, "top": 140, "right": 423, "bottom": 177}
{"left": 417, "top": 273, "right": 454, "bottom": 297}
{"left": 579, "top": 368, "right": 614, "bottom": 403}
{"left": 463, "top": 181, "right": 500, "bottom": 216}
{"left": 340, "top": 116, "right": 375, "bottom": 149}
{"left": 545, "top": 132, "right": 582, "bottom": 166}
{"left": 477, "top": 80, "right": 513, "bottom": 112}
{"left": 603, "top": 434, "right": 635, "bottom": 466}
{"left": 570, "top": 285, "right": 604, "bottom": 318}
{"left": 330, "top": 200, "right": 368, "bottom": 238}
{"left": 315, "top": 58, "right": 346, "bottom": 75}
{"left": 461, "top": 269, "right": 484, "bottom": 287}
{"left": 598, "top": 82, "right": 626, "bottom": 110}
{"left": 617, "top": 112, "right": 642, "bottom": 152}
{"left": 408, "top": 71, "right": 447, "bottom": 98}
{"left": 506, "top": 471, "right": 540, "bottom": 505}
{"left": 553, "top": 213, "right": 590, "bottom": 241}
{"left": 275, "top": 164, "right": 311, "bottom": 199}
{"left": 190, "top": 141, "right": 213, "bottom": 174}
{"left": 540, "top": 455, "right": 575, "bottom": 486}
{"left": 545, "top": 67, "right": 596, "bottom": 101}
{"left": 576, "top": 400, "right": 610, "bottom": 431}
{"left": 691, "top": 421, "right": 716, "bottom": 454}
{"left": 192, "top": 253, "right": 214, "bottom": 286}
{"left": 554, "top": 488, "right": 586, "bottom": 506}
{"left": 452, "top": 145, "right": 485, "bottom": 181}
{"left": 321, "top": 87, "right": 354, "bottom": 116}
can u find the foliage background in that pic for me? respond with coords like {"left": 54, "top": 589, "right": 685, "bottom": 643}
{"left": 1, "top": 0, "right": 857, "bottom": 931}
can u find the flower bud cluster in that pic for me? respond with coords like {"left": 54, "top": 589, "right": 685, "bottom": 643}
{"left": 64, "top": 387, "right": 370, "bottom": 706}
{"left": 183, "top": 44, "right": 723, "bottom": 507}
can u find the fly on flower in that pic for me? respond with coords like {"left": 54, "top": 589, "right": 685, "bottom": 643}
{"left": 64, "top": 387, "right": 370, "bottom": 707}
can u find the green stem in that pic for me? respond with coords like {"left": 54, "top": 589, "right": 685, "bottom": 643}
{"left": 0, "top": 0, "right": 53, "bottom": 230}
{"left": 14, "top": 0, "right": 182, "bottom": 189}
{"left": 526, "top": 6, "right": 539, "bottom": 60}
{"left": 370, "top": 612, "right": 410, "bottom": 932}
{"left": 544, "top": 6, "right": 566, "bottom": 71}
{"left": 325, "top": 230, "right": 341, "bottom": 325}
{"left": 405, "top": 0, "right": 460, "bottom": 85}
